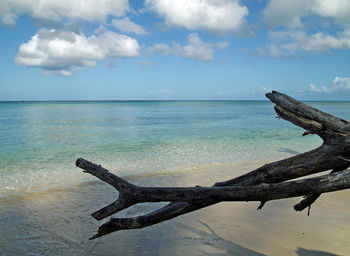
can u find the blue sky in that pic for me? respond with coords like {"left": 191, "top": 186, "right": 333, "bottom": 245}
{"left": 1, "top": 0, "right": 350, "bottom": 100}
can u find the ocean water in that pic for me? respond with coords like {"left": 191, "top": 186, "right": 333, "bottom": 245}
{"left": 0, "top": 100, "right": 349, "bottom": 255}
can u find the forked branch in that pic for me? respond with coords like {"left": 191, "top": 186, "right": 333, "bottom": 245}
{"left": 76, "top": 91, "right": 350, "bottom": 239}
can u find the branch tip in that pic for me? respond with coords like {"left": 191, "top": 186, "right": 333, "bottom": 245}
{"left": 89, "top": 234, "right": 100, "bottom": 240}
{"left": 303, "top": 131, "right": 311, "bottom": 136}
{"left": 257, "top": 201, "right": 266, "bottom": 210}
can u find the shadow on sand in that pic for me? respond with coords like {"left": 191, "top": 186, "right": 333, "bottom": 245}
{"left": 296, "top": 248, "right": 340, "bottom": 256}
{"left": 174, "top": 220, "right": 342, "bottom": 256}
{"left": 175, "top": 219, "right": 266, "bottom": 256}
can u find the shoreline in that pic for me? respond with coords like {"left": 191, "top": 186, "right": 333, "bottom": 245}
{"left": 2, "top": 158, "right": 350, "bottom": 255}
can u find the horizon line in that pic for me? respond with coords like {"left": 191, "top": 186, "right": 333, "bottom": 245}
{"left": 1, "top": 99, "right": 350, "bottom": 103}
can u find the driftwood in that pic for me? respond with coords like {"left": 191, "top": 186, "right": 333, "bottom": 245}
{"left": 76, "top": 91, "right": 350, "bottom": 239}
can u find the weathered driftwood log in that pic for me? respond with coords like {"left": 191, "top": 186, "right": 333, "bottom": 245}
{"left": 76, "top": 91, "right": 350, "bottom": 239}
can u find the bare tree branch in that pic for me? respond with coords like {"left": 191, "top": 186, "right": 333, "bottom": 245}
{"left": 76, "top": 91, "right": 350, "bottom": 239}
{"left": 78, "top": 159, "right": 350, "bottom": 204}
{"left": 293, "top": 163, "right": 349, "bottom": 212}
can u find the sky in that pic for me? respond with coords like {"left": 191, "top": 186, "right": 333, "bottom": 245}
{"left": 0, "top": 0, "right": 350, "bottom": 100}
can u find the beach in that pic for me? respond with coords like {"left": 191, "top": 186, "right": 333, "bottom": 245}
{"left": 1, "top": 100, "right": 350, "bottom": 255}
{"left": 79, "top": 161, "right": 350, "bottom": 256}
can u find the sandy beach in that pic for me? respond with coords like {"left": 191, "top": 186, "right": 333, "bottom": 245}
{"left": 1, "top": 158, "right": 350, "bottom": 255}
{"left": 83, "top": 161, "right": 350, "bottom": 256}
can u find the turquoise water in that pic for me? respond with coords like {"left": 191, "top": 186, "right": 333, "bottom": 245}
{"left": 0, "top": 100, "right": 349, "bottom": 255}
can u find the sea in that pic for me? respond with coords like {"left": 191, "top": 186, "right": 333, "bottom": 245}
{"left": 0, "top": 100, "right": 349, "bottom": 255}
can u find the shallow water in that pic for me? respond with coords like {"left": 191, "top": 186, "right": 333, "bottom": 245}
{"left": 0, "top": 100, "right": 349, "bottom": 255}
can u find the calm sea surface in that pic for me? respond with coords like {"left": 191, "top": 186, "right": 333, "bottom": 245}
{"left": 1, "top": 100, "right": 349, "bottom": 255}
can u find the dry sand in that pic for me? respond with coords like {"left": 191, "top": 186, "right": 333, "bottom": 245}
{"left": 85, "top": 160, "right": 350, "bottom": 256}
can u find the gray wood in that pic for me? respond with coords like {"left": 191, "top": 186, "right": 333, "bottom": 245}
{"left": 76, "top": 91, "right": 350, "bottom": 239}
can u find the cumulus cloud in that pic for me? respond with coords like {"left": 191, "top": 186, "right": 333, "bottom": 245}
{"left": 145, "top": 0, "right": 248, "bottom": 32}
{"left": 267, "top": 29, "right": 350, "bottom": 56}
{"left": 0, "top": 0, "right": 129, "bottom": 25}
{"left": 147, "top": 33, "right": 228, "bottom": 61}
{"left": 112, "top": 17, "right": 148, "bottom": 35}
{"left": 263, "top": 0, "right": 308, "bottom": 29}
{"left": 308, "top": 77, "right": 350, "bottom": 94}
{"left": 311, "top": 0, "right": 350, "bottom": 26}
{"left": 333, "top": 76, "right": 350, "bottom": 89}
{"left": 309, "top": 83, "right": 330, "bottom": 93}
{"left": 262, "top": 0, "right": 350, "bottom": 56}
{"left": 263, "top": 0, "right": 350, "bottom": 28}
{"left": 290, "top": 30, "right": 350, "bottom": 52}
{"left": 15, "top": 28, "right": 140, "bottom": 76}
{"left": 267, "top": 44, "right": 286, "bottom": 58}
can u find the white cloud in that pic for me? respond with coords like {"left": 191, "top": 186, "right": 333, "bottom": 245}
{"left": 0, "top": 0, "right": 129, "bottom": 25}
{"left": 269, "top": 30, "right": 305, "bottom": 41}
{"left": 93, "top": 31, "right": 140, "bottom": 58}
{"left": 263, "top": 0, "right": 350, "bottom": 28}
{"left": 250, "top": 86, "right": 271, "bottom": 94}
{"left": 309, "top": 83, "right": 322, "bottom": 93}
{"left": 145, "top": 0, "right": 248, "bottom": 32}
{"left": 94, "top": 25, "right": 109, "bottom": 34}
{"left": 311, "top": 0, "right": 350, "bottom": 26}
{"left": 112, "top": 17, "right": 148, "bottom": 35}
{"left": 309, "top": 83, "right": 331, "bottom": 94}
{"left": 15, "top": 28, "right": 140, "bottom": 76}
{"left": 290, "top": 30, "right": 350, "bottom": 52}
{"left": 308, "top": 77, "right": 350, "bottom": 93}
{"left": 263, "top": 0, "right": 308, "bottom": 29}
{"left": 268, "top": 44, "right": 285, "bottom": 58}
{"left": 266, "top": 29, "right": 350, "bottom": 57}
{"left": 333, "top": 76, "right": 350, "bottom": 89}
{"left": 147, "top": 33, "right": 228, "bottom": 61}
{"left": 261, "top": 0, "right": 350, "bottom": 57}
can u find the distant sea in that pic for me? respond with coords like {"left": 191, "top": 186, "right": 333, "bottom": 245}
{"left": 1, "top": 100, "right": 349, "bottom": 255}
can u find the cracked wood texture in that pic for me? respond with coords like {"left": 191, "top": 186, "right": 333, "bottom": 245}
{"left": 76, "top": 91, "right": 350, "bottom": 239}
